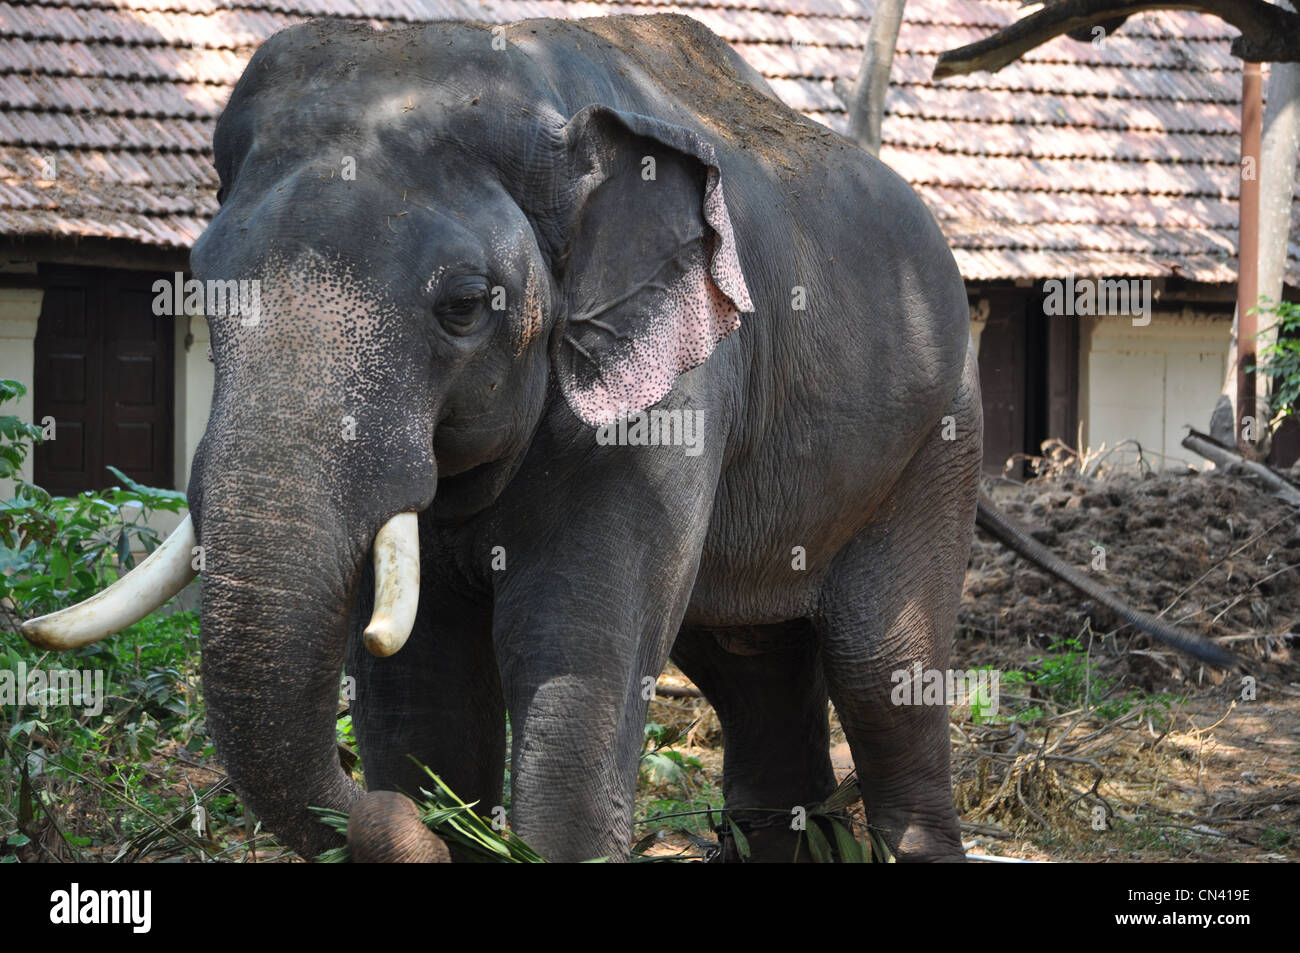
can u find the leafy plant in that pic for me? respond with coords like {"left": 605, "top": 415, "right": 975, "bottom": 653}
{"left": 0, "top": 379, "right": 227, "bottom": 862}
{"left": 637, "top": 719, "right": 721, "bottom": 839}
{"left": 983, "top": 636, "right": 1179, "bottom": 725}
{"left": 640, "top": 719, "right": 703, "bottom": 788}
{"left": 0, "top": 380, "right": 43, "bottom": 483}
{"left": 314, "top": 767, "right": 551, "bottom": 863}
{"left": 0, "top": 465, "right": 187, "bottom": 628}
{"left": 1032, "top": 636, "right": 1096, "bottom": 706}
{"left": 1260, "top": 827, "right": 1293, "bottom": 852}
{"left": 968, "top": 664, "right": 1003, "bottom": 724}
{"left": 1249, "top": 297, "right": 1300, "bottom": 422}
{"left": 800, "top": 775, "right": 893, "bottom": 864}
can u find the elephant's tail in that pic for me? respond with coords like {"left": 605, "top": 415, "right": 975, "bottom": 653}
{"left": 975, "top": 493, "right": 1235, "bottom": 668}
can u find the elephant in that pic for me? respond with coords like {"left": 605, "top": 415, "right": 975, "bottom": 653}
{"left": 22, "top": 13, "right": 1231, "bottom": 863}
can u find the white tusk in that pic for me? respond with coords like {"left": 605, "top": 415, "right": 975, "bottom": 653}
{"left": 20, "top": 515, "right": 199, "bottom": 651}
{"left": 363, "top": 513, "right": 420, "bottom": 658}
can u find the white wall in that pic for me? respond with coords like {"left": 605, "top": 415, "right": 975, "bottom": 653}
{"left": 174, "top": 314, "right": 212, "bottom": 497}
{"left": 1082, "top": 308, "right": 1232, "bottom": 470}
{"left": 969, "top": 297, "right": 989, "bottom": 354}
{"left": 0, "top": 267, "right": 41, "bottom": 499}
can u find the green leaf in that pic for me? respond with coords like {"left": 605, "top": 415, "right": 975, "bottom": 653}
{"left": 105, "top": 465, "right": 145, "bottom": 494}
{"left": 49, "top": 549, "right": 70, "bottom": 583}
{"left": 727, "top": 817, "right": 751, "bottom": 860}
{"left": 868, "top": 828, "right": 896, "bottom": 863}
{"left": 812, "top": 776, "right": 862, "bottom": 815}
{"left": 830, "top": 818, "right": 865, "bottom": 863}
{"left": 804, "top": 821, "right": 834, "bottom": 863}
{"left": 115, "top": 530, "right": 134, "bottom": 571}
{"left": 105, "top": 466, "right": 186, "bottom": 509}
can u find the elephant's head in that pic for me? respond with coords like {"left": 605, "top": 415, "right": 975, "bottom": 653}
{"left": 20, "top": 20, "right": 750, "bottom": 860}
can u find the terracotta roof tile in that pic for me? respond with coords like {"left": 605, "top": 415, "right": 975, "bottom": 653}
{"left": 0, "top": 0, "right": 1294, "bottom": 285}
{"left": 887, "top": 117, "right": 1240, "bottom": 165}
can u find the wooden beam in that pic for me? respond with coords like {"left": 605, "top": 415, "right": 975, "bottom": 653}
{"left": 0, "top": 237, "right": 190, "bottom": 273}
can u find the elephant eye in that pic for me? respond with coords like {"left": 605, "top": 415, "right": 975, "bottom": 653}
{"left": 445, "top": 295, "right": 483, "bottom": 316}
{"left": 436, "top": 275, "right": 489, "bottom": 335}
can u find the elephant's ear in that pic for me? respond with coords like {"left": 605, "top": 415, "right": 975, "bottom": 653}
{"left": 552, "top": 105, "right": 753, "bottom": 427}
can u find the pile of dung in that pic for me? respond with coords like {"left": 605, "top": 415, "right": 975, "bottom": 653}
{"left": 959, "top": 464, "right": 1300, "bottom": 676}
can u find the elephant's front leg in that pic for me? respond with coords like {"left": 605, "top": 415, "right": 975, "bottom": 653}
{"left": 489, "top": 445, "right": 718, "bottom": 861}
{"left": 496, "top": 619, "right": 666, "bottom": 862}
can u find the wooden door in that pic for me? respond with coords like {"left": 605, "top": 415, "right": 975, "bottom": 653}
{"left": 977, "top": 294, "right": 1027, "bottom": 475}
{"left": 33, "top": 266, "right": 174, "bottom": 495}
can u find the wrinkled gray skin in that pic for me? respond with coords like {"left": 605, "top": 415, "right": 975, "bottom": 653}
{"left": 188, "top": 13, "right": 980, "bottom": 862}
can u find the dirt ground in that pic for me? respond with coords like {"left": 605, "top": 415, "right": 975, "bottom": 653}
{"left": 641, "top": 455, "right": 1300, "bottom": 862}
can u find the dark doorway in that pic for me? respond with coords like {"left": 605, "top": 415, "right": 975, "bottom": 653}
{"left": 977, "top": 288, "right": 1077, "bottom": 475}
{"left": 33, "top": 265, "right": 174, "bottom": 495}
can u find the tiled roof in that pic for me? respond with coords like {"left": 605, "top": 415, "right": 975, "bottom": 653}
{"left": 0, "top": 0, "right": 1294, "bottom": 284}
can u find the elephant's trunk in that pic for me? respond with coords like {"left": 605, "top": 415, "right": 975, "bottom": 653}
{"left": 19, "top": 463, "right": 435, "bottom": 858}
{"left": 348, "top": 791, "right": 450, "bottom": 862}
{"left": 196, "top": 471, "right": 434, "bottom": 860}
{"left": 197, "top": 477, "right": 364, "bottom": 858}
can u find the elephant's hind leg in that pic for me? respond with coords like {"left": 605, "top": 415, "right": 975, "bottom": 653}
{"left": 814, "top": 352, "right": 982, "bottom": 862}
{"left": 671, "top": 621, "right": 837, "bottom": 861}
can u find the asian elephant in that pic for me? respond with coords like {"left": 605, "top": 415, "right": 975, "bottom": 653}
{"left": 21, "top": 13, "right": 1230, "bottom": 863}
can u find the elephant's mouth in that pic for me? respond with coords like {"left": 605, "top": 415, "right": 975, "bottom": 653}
{"left": 430, "top": 454, "right": 525, "bottom": 524}
{"left": 19, "top": 511, "right": 424, "bottom": 661}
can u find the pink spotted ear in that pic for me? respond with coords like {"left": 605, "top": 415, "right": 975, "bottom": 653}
{"left": 553, "top": 106, "right": 752, "bottom": 427}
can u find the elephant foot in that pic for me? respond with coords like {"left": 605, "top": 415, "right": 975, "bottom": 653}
{"left": 347, "top": 790, "right": 451, "bottom": 863}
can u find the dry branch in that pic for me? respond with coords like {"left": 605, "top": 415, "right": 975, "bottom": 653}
{"left": 655, "top": 681, "right": 702, "bottom": 699}
{"left": 933, "top": 0, "right": 1300, "bottom": 80}
{"left": 1181, "top": 428, "right": 1300, "bottom": 507}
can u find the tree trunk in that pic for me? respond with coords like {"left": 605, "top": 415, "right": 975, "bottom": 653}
{"left": 1256, "top": 18, "right": 1300, "bottom": 416}
{"left": 845, "top": 0, "right": 907, "bottom": 156}
{"left": 1221, "top": 3, "right": 1300, "bottom": 440}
